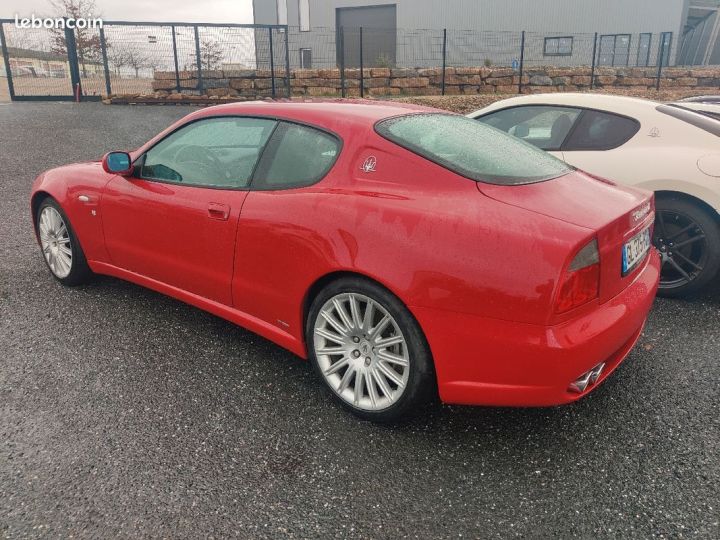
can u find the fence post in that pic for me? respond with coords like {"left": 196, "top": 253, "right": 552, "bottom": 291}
{"left": 441, "top": 28, "right": 447, "bottom": 96}
{"left": 0, "top": 23, "right": 16, "bottom": 101}
{"left": 359, "top": 27, "right": 364, "bottom": 98}
{"left": 284, "top": 25, "right": 291, "bottom": 98}
{"left": 339, "top": 26, "right": 346, "bottom": 98}
{"left": 656, "top": 33, "right": 667, "bottom": 91}
{"left": 590, "top": 32, "right": 598, "bottom": 89}
{"left": 193, "top": 25, "right": 203, "bottom": 94}
{"left": 99, "top": 26, "right": 111, "bottom": 96}
{"left": 171, "top": 25, "right": 181, "bottom": 93}
{"left": 269, "top": 27, "right": 276, "bottom": 98}
{"left": 64, "top": 26, "right": 82, "bottom": 101}
{"left": 518, "top": 31, "right": 526, "bottom": 94}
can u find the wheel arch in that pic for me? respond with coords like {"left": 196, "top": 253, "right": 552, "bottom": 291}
{"left": 302, "top": 270, "right": 405, "bottom": 335}
{"left": 30, "top": 191, "right": 53, "bottom": 239}
{"left": 654, "top": 190, "right": 720, "bottom": 225}
{"left": 301, "top": 270, "right": 436, "bottom": 369}
{"left": 633, "top": 177, "right": 720, "bottom": 222}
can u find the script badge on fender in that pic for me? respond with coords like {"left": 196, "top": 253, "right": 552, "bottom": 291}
{"left": 360, "top": 156, "right": 377, "bottom": 173}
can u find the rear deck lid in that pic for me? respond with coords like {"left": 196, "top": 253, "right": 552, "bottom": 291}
{"left": 476, "top": 170, "right": 648, "bottom": 230}
{"left": 479, "top": 171, "right": 655, "bottom": 303}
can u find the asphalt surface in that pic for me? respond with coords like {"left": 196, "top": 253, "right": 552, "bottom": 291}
{"left": 1, "top": 102, "right": 719, "bottom": 539}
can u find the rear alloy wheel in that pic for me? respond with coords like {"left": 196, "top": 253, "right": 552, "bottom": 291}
{"left": 653, "top": 197, "right": 720, "bottom": 297}
{"left": 307, "top": 278, "right": 435, "bottom": 421}
{"left": 36, "top": 198, "right": 92, "bottom": 286}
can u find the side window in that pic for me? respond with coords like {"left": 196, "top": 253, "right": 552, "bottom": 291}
{"left": 564, "top": 110, "right": 640, "bottom": 151}
{"left": 478, "top": 106, "right": 581, "bottom": 150}
{"left": 140, "top": 117, "right": 277, "bottom": 188}
{"left": 253, "top": 122, "right": 340, "bottom": 189}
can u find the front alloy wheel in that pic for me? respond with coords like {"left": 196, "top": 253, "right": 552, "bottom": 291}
{"left": 36, "top": 197, "right": 92, "bottom": 286}
{"left": 39, "top": 205, "right": 73, "bottom": 278}
{"left": 307, "top": 278, "right": 435, "bottom": 421}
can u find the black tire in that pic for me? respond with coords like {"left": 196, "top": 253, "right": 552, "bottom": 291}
{"left": 306, "top": 276, "right": 436, "bottom": 422}
{"left": 654, "top": 196, "right": 720, "bottom": 298}
{"left": 36, "top": 197, "right": 93, "bottom": 286}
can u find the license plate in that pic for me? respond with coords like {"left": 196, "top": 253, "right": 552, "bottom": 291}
{"left": 622, "top": 227, "right": 651, "bottom": 275}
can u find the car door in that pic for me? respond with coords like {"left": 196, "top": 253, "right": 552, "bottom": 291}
{"left": 230, "top": 121, "right": 342, "bottom": 336}
{"left": 476, "top": 105, "right": 582, "bottom": 161}
{"left": 101, "top": 116, "right": 277, "bottom": 305}
{"left": 558, "top": 109, "right": 641, "bottom": 182}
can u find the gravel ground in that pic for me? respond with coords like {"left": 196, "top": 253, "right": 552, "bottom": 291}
{"left": 0, "top": 102, "right": 719, "bottom": 539}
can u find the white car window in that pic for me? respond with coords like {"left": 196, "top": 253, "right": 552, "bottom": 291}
{"left": 477, "top": 106, "right": 581, "bottom": 151}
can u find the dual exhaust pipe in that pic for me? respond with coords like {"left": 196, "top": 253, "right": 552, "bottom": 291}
{"left": 568, "top": 362, "right": 606, "bottom": 394}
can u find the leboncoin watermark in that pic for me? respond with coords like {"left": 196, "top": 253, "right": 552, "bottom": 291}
{"left": 14, "top": 14, "right": 103, "bottom": 29}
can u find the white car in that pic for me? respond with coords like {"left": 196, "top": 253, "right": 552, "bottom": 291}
{"left": 468, "top": 93, "right": 720, "bottom": 297}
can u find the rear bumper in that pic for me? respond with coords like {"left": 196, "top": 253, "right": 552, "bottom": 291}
{"left": 413, "top": 249, "right": 660, "bottom": 407}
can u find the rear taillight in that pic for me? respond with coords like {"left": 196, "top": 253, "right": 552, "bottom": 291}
{"left": 555, "top": 239, "right": 600, "bottom": 313}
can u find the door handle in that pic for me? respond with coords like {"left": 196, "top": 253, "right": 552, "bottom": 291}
{"left": 207, "top": 202, "right": 230, "bottom": 221}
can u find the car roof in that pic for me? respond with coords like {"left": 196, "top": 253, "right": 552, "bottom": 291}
{"left": 469, "top": 92, "right": 661, "bottom": 117}
{"left": 189, "top": 99, "right": 445, "bottom": 133}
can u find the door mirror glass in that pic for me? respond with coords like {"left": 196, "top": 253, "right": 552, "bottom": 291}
{"left": 102, "top": 151, "right": 132, "bottom": 174}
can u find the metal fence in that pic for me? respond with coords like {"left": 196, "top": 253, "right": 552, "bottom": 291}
{"left": 0, "top": 19, "right": 685, "bottom": 101}
{"left": 0, "top": 20, "right": 289, "bottom": 101}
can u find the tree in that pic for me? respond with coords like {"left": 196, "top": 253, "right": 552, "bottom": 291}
{"left": 48, "top": 0, "right": 102, "bottom": 77}
{"left": 124, "top": 47, "right": 151, "bottom": 78}
{"left": 144, "top": 55, "right": 165, "bottom": 76}
{"left": 6, "top": 27, "right": 45, "bottom": 52}
{"left": 106, "top": 47, "right": 128, "bottom": 77}
{"left": 189, "top": 38, "right": 224, "bottom": 72}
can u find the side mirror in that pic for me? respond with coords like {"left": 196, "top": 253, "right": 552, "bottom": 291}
{"left": 102, "top": 151, "right": 133, "bottom": 175}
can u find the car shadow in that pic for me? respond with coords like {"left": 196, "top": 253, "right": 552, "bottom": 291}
{"left": 65, "top": 273, "right": 688, "bottom": 447}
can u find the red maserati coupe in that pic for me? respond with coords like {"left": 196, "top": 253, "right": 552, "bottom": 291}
{"left": 31, "top": 100, "right": 660, "bottom": 421}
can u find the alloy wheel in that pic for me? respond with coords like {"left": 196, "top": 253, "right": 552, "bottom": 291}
{"left": 653, "top": 209, "right": 708, "bottom": 290}
{"left": 38, "top": 206, "right": 73, "bottom": 279}
{"left": 313, "top": 293, "right": 410, "bottom": 411}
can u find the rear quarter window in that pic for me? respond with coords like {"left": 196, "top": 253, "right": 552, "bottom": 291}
{"left": 252, "top": 122, "right": 341, "bottom": 190}
{"left": 562, "top": 110, "right": 640, "bottom": 151}
{"left": 375, "top": 113, "right": 572, "bottom": 185}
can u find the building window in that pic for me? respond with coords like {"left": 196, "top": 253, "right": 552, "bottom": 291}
{"left": 658, "top": 32, "right": 672, "bottom": 66}
{"left": 637, "top": 33, "right": 652, "bottom": 66}
{"left": 299, "top": 0, "right": 310, "bottom": 31}
{"left": 599, "top": 34, "right": 631, "bottom": 66}
{"left": 544, "top": 36, "right": 573, "bottom": 56}
{"left": 277, "top": 0, "right": 288, "bottom": 25}
{"left": 300, "top": 48, "right": 312, "bottom": 68}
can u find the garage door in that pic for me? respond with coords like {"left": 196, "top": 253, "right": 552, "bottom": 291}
{"left": 336, "top": 5, "right": 397, "bottom": 68}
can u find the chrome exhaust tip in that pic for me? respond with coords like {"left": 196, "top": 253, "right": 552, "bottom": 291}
{"left": 568, "top": 362, "right": 606, "bottom": 394}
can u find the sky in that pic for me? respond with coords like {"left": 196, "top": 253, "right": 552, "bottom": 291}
{"left": 2, "top": 0, "right": 255, "bottom": 24}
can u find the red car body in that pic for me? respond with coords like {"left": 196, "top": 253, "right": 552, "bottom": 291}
{"left": 30, "top": 101, "right": 660, "bottom": 407}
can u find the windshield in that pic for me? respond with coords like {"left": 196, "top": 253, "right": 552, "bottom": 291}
{"left": 375, "top": 113, "right": 573, "bottom": 185}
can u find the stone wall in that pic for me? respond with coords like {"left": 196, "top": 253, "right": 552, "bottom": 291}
{"left": 128, "top": 66, "right": 720, "bottom": 103}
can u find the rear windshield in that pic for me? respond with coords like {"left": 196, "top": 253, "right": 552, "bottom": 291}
{"left": 658, "top": 104, "right": 720, "bottom": 136}
{"left": 375, "top": 113, "right": 572, "bottom": 185}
